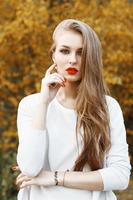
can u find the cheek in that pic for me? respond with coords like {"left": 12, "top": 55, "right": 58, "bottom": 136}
{"left": 54, "top": 53, "right": 62, "bottom": 63}
{"left": 54, "top": 53, "right": 67, "bottom": 66}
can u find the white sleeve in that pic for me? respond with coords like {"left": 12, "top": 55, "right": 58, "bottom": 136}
{"left": 16, "top": 96, "right": 49, "bottom": 177}
{"left": 98, "top": 97, "right": 131, "bottom": 191}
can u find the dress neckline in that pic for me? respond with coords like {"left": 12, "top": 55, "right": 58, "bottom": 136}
{"left": 54, "top": 96, "right": 75, "bottom": 113}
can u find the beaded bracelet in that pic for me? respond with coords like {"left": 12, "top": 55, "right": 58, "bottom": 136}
{"left": 54, "top": 171, "right": 58, "bottom": 185}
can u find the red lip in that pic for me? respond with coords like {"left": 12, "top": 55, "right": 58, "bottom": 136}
{"left": 65, "top": 68, "right": 78, "bottom": 75}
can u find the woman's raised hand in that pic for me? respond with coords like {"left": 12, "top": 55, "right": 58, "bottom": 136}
{"left": 40, "top": 64, "right": 66, "bottom": 104}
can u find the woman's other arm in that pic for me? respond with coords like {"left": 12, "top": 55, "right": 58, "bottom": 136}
{"left": 62, "top": 97, "right": 131, "bottom": 191}
{"left": 17, "top": 94, "right": 49, "bottom": 177}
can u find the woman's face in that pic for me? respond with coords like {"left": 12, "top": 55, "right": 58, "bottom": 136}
{"left": 53, "top": 30, "right": 83, "bottom": 82}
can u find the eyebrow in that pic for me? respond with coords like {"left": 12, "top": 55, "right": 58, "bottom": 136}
{"left": 60, "top": 45, "right": 82, "bottom": 50}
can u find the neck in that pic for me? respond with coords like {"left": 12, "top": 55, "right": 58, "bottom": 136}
{"left": 57, "top": 80, "right": 80, "bottom": 100}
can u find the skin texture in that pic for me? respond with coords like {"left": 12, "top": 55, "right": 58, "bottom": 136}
{"left": 16, "top": 30, "right": 104, "bottom": 191}
{"left": 53, "top": 30, "right": 82, "bottom": 83}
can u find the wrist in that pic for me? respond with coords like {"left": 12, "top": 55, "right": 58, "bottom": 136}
{"left": 50, "top": 172, "right": 56, "bottom": 186}
{"left": 52, "top": 171, "right": 64, "bottom": 186}
{"left": 58, "top": 171, "right": 64, "bottom": 186}
{"left": 53, "top": 170, "right": 69, "bottom": 187}
{"left": 39, "top": 93, "right": 50, "bottom": 105}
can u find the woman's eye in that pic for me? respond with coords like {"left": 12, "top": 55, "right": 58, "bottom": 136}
{"left": 77, "top": 51, "right": 82, "bottom": 56}
{"left": 60, "top": 49, "right": 70, "bottom": 54}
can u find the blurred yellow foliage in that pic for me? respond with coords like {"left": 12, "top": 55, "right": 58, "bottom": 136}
{"left": 0, "top": 1, "right": 133, "bottom": 199}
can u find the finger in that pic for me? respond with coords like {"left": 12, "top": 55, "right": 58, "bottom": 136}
{"left": 16, "top": 174, "right": 28, "bottom": 185}
{"left": 16, "top": 178, "right": 32, "bottom": 187}
{"left": 49, "top": 79, "right": 65, "bottom": 88}
{"left": 16, "top": 173, "right": 24, "bottom": 180}
{"left": 20, "top": 180, "right": 34, "bottom": 188}
{"left": 49, "top": 76, "right": 64, "bottom": 83}
{"left": 48, "top": 76, "right": 65, "bottom": 85}
{"left": 16, "top": 177, "right": 31, "bottom": 186}
{"left": 50, "top": 73, "right": 66, "bottom": 82}
{"left": 16, "top": 176, "right": 32, "bottom": 185}
{"left": 50, "top": 83, "right": 60, "bottom": 89}
{"left": 45, "top": 64, "right": 57, "bottom": 76}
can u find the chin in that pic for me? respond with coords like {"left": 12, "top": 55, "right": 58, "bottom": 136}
{"left": 65, "top": 75, "right": 81, "bottom": 82}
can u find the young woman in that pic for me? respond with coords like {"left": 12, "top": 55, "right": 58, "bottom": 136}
{"left": 16, "top": 19, "right": 131, "bottom": 200}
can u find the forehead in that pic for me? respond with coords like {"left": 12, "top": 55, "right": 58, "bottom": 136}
{"left": 55, "top": 30, "right": 83, "bottom": 49}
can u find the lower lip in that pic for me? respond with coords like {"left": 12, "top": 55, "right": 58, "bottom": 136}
{"left": 66, "top": 70, "right": 78, "bottom": 75}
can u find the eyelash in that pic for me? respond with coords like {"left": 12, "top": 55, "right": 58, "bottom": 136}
{"left": 60, "top": 49, "right": 69, "bottom": 54}
{"left": 59, "top": 49, "right": 82, "bottom": 56}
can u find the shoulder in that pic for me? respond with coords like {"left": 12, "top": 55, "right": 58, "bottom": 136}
{"left": 105, "top": 95, "right": 120, "bottom": 107}
{"left": 19, "top": 93, "right": 41, "bottom": 107}
{"left": 105, "top": 95, "right": 124, "bottom": 125}
{"left": 105, "top": 95, "right": 123, "bottom": 114}
{"left": 18, "top": 93, "right": 42, "bottom": 114}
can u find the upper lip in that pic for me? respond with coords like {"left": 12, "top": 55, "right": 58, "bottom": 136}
{"left": 65, "top": 67, "right": 78, "bottom": 72}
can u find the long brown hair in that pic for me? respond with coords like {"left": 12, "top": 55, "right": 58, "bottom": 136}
{"left": 50, "top": 19, "right": 111, "bottom": 171}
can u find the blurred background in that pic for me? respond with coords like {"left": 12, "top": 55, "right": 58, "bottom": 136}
{"left": 0, "top": 0, "right": 133, "bottom": 199}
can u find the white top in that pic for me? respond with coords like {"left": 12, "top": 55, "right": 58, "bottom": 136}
{"left": 16, "top": 93, "right": 131, "bottom": 200}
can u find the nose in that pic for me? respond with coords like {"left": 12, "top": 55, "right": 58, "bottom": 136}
{"left": 69, "top": 52, "right": 77, "bottom": 65}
